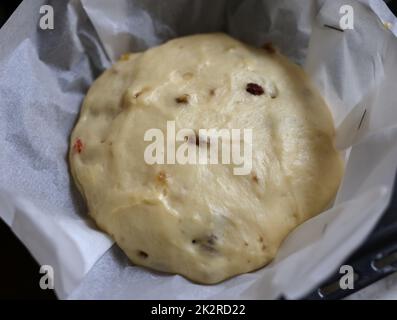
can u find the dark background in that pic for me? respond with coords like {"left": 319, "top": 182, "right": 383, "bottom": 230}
{"left": 0, "top": 0, "right": 397, "bottom": 300}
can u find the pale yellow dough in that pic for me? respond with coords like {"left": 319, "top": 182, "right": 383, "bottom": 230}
{"left": 69, "top": 33, "right": 343, "bottom": 284}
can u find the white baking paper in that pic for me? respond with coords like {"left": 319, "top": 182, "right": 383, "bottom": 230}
{"left": 0, "top": 0, "right": 396, "bottom": 300}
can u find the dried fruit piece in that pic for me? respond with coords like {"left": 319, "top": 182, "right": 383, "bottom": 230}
{"left": 185, "top": 130, "right": 204, "bottom": 147}
{"left": 73, "top": 138, "right": 84, "bottom": 154}
{"left": 156, "top": 171, "right": 167, "bottom": 184}
{"left": 246, "top": 83, "right": 264, "bottom": 96}
{"left": 192, "top": 234, "right": 218, "bottom": 253}
{"left": 175, "top": 94, "right": 190, "bottom": 104}
{"left": 138, "top": 250, "right": 149, "bottom": 259}
{"left": 197, "top": 131, "right": 211, "bottom": 147}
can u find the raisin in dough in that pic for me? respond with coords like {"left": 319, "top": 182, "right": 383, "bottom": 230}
{"left": 69, "top": 33, "right": 343, "bottom": 284}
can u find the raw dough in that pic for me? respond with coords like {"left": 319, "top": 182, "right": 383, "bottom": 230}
{"left": 69, "top": 33, "right": 343, "bottom": 284}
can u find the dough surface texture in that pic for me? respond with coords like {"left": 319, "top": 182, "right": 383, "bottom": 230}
{"left": 69, "top": 33, "right": 343, "bottom": 284}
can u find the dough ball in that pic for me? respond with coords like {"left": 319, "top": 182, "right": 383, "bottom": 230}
{"left": 69, "top": 33, "right": 343, "bottom": 284}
